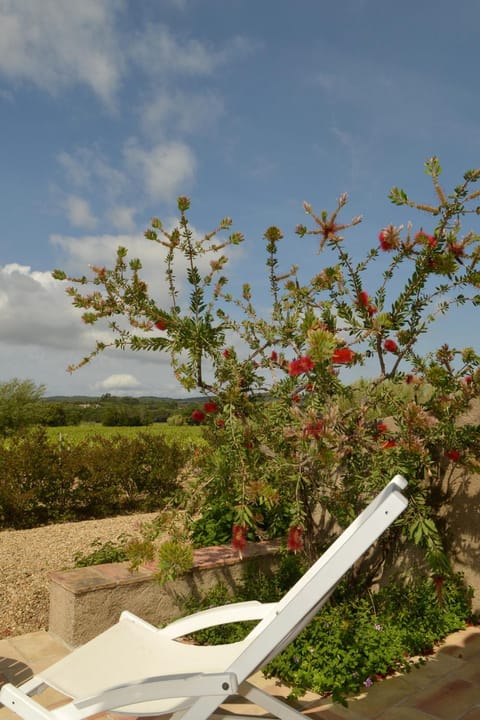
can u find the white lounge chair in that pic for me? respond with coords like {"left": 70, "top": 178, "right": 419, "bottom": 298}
{"left": 0, "top": 475, "right": 408, "bottom": 720}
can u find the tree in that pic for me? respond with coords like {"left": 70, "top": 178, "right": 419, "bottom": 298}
{"left": 0, "top": 378, "right": 46, "bottom": 436}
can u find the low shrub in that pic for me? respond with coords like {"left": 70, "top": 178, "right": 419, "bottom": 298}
{"left": 0, "top": 428, "right": 192, "bottom": 528}
{"left": 177, "top": 556, "right": 473, "bottom": 706}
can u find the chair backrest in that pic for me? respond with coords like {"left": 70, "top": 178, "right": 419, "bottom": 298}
{"left": 228, "top": 475, "right": 408, "bottom": 678}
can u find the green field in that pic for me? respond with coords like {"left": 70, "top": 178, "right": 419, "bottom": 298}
{"left": 45, "top": 422, "right": 205, "bottom": 445}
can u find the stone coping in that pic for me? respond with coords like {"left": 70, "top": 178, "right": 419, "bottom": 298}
{"left": 49, "top": 540, "right": 280, "bottom": 595}
{"left": 48, "top": 541, "right": 281, "bottom": 647}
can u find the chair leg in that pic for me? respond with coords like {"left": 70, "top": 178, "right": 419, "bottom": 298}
{"left": 239, "top": 681, "right": 306, "bottom": 720}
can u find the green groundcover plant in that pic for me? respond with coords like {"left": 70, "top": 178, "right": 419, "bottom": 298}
{"left": 178, "top": 556, "right": 473, "bottom": 706}
{"left": 53, "top": 157, "right": 480, "bottom": 578}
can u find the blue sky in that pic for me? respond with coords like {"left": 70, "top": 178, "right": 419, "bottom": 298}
{"left": 0, "top": 0, "right": 479, "bottom": 396}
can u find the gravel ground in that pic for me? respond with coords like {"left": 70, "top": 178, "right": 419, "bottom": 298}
{"left": 0, "top": 513, "right": 158, "bottom": 639}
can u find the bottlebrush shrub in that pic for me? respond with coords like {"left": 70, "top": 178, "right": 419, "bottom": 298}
{"left": 53, "top": 158, "right": 480, "bottom": 575}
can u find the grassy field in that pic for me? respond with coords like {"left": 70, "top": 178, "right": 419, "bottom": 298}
{"left": 45, "top": 423, "right": 205, "bottom": 445}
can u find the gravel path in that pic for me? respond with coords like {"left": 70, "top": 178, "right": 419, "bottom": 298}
{"left": 0, "top": 513, "right": 158, "bottom": 639}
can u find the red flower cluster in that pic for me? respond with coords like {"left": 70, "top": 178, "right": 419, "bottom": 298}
{"left": 445, "top": 449, "right": 461, "bottom": 462}
{"left": 288, "top": 355, "right": 315, "bottom": 376}
{"left": 332, "top": 347, "right": 355, "bottom": 364}
{"left": 382, "top": 439, "right": 397, "bottom": 449}
{"left": 154, "top": 318, "right": 168, "bottom": 330}
{"left": 191, "top": 409, "right": 206, "bottom": 423}
{"left": 203, "top": 401, "right": 218, "bottom": 414}
{"left": 287, "top": 526, "right": 303, "bottom": 552}
{"left": 303, "top": 420, "right": 324, "bottom": 439}
{"left": 378, "top": 226, "right": 400, "bottom": 251}
{"left": 357, "top": 291, "right": 377, "bottom": 316}
{"left": 383, "top": 339, "right": 398, "bottom": 353}
{"left": 232, "top": 525, "right": 247, "bottom": 552}
{"left": 415, "top": 230, "right": 437, "bottom": 248}
{"left": 376, "top": 422, "right": 388, "bottom": 433}
{"left": 270, "top": 350, "right": 278, "bottom": 362}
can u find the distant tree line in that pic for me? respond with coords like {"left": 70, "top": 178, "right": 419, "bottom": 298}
{"left": 0, "top": 378, "right": 202, "bottom": 435}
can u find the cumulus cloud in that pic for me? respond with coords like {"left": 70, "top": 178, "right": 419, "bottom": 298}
{"left": 0, "top": 263, "right": 95, "bottom": 350}
{"left": 65, "top": 195, "right": 98, "bottom": 230}
{"left": 124, "top": 139, "right": 196, "bottom": 202}
{"left": 95, "top": 373, "right": 140, "bottom": 391}
{"left": 57, "top": 149, "right": 127, "bottom": 198}
{"left": 130, "top": 22, "right": 221, "bottom": 77}
{"left": 0, "top": 0, "right": 123, "bottom": 106}
{"left": 107, "top": 205, "right": 137, "bottom": 233}
{"left": 141, "top": 89, "right": 225, "bottom": 139}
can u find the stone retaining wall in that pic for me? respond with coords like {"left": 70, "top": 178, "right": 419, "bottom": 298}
{"left": 48, "top": 541, "right": 280, "bottom": 648}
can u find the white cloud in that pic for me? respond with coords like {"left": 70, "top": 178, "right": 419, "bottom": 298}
{"left": 0, "top": 0, "right": 123, "bottom": 106}
{"left": 0, "top": 263, "right": 93, "bottom": 350}
{"left": 141, "top": 89, "right": 225, "bottom": 139}
{"left": 65, "top": 195, "right": 98, "bottom": 230}
{"left": 107, "top": 205, "right": 137, "bottom": 233}
{"left": 57, "top": 148, "right": 127, "bottom": 198}
{"left": 130, "top": 23, "right": 221, "bottom": 77}
{"left": 95, "top": 373, "right": 140, "bottom": 391}
{"left": 124, "top": 139, "right": 196, "bottom": 202}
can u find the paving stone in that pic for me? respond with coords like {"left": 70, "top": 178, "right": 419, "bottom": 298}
{"left": 376, "top": 707, "right": 435, "bottom": 720}
{"left": 9, "top": 631, "right": 68, "bottom": 673}
{"left": 437, "top": 627, "right": 480, "bottom": 661}
{"left": 341, "top": 675, "right": 414, "bottom": 718}
{"left": 407, "top": 678, "right": 480, "bottom": 720}
{"left": 400, "top": 653, "right": 465, "bottom": 689}
{"left": 460, "top": 708, "right": 480, "bottom": 720}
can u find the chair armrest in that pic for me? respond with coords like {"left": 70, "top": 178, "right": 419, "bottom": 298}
{"left": 74, "top": 671, "right": 238, "bottom": 713}
{"left": 159, "top": 600, "right": 277, "bottom": 638}
{"left": 0, "top": 673, "right": 238, "bottom": 719}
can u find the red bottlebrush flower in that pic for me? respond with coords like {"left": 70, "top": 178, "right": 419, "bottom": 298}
{"left": 382, "top": 440, "right": 397, "bottom": 449}
{"left": 270, "top": 350, "right": 278, "bottom": 362}
{"left": 154, "top": 318, "right": 168, "bottom": 330}
{"left": 446, "top": 449, "right": 461, "bottom": 462}
{"left": 357, "top": 290, "right": 370, "bottom": 307}
{"left": 378, "top": 226, "right": 400, "bottom": 251}
{"left": 288, "top": 355, "right": 315, "bottom": 376}
{"left": 216, "top": 418, "right": 225, "bottom": 429}
{"left": 287, "top": 526, "right": 303, "bottom": 552}
{"left": 292, "top": 394, "right": 300, "bottom": 403}
{"left": 462, "top": 375, "right": 473, "bottom": 385}
{"left": 305, "top": 383, "right": 314, "bottom": 392}
{"left": 304, "top": 420, "right": 324, "bottom": 439}
{"left": 414, "top": 230, "right": 428, "bottom": 242}
{"left": 232, "top": 525, "right": 247, "bottom": 552}
{"left": 415, "top": 230, "right": 436, "bottom": 247}
{"left": 377, "top": 423, "right": 388, "bottom": 433}
{"left": 191, "top": 409, "right": 206, "bottom": 423}
{"left": 203, "top": 401, "right": 218, "bottom": 414}
{"left": 222, "top": 349, "right": 231, "bottom": 359}
{"left": 367, "top": 304, "right": 377, "bottom": 316}
{"left": 332, "top": 347, "right": 355, "bottom": 364}
{"left": 450, "top": 243, "right": 464, "bottom": 257}
{"left": 383, "top": 339, "right": 398, "bottom": 353}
